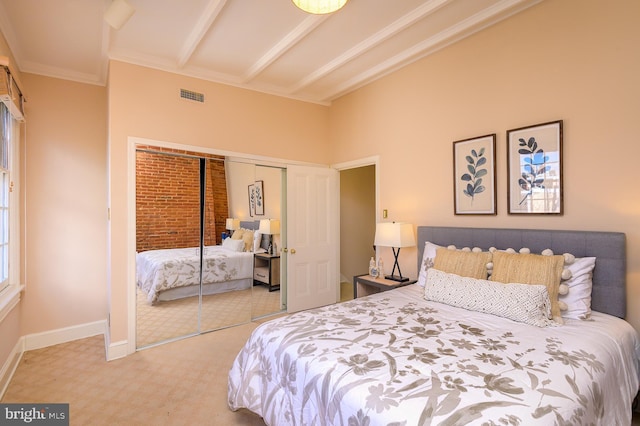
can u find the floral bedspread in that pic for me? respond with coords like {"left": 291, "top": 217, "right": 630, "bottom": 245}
{"left": 136, "top": 246, "right": 253, "bottom": 304}
{"left": 228, "top": 284, "right": 640, "bottom": 425}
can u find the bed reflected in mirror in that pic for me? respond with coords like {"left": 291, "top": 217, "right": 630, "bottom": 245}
{"left": 134, "top": 148, "right": 284, "bottom": 349}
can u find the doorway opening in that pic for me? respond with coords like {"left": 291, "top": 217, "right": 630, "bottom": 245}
{"left": 339, "top": 163, "right": 376, "bottom": 301}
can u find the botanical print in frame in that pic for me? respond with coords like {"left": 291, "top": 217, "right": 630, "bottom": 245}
{"left": 507, "top": 120, "right": 563, "bottom": 215}
{"left": 254, "top": 180, "right": 264, "bottom": 215}
{"left": 248, "top": 183, "right": 255, "bottom": 217}
{"left": 453, "top": 134, "right": 497, "bottom": 215}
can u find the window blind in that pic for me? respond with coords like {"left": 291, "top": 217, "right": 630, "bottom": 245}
{"left": 0, "top": 56, "right": 25, "bottom": 122}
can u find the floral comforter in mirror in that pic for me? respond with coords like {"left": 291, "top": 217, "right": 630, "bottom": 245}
{"left": 136, "top": 246, "right": 253, "bottom": 304}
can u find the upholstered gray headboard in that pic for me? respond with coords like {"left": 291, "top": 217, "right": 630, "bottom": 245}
{"left": 417, "top": 226, "right": 627, "bottom": 319}
{"left": 240, "top": 220, "right": 259, "bottom": 230}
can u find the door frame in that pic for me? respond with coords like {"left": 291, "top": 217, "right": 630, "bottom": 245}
{"left": 332, "top": 155, "right": 379, "bottom": 205}
{"left": 332, "top": 156, "right": 380, "bottom": 301}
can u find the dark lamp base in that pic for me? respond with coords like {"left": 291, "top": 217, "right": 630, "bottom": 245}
{"left": 385, "top": 275, "right": 409, "bottom": 282}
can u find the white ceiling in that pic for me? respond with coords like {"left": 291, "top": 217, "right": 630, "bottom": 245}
{"left": 0, "top": 0, "right": 542, "bottom": 105}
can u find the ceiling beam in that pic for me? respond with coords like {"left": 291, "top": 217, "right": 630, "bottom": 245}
{"left": 287, "top": 0, "right": 452, "bottom": 94}
{"left": 177, "top": 0, "right": 228, "bottom": 68}
{"left": 321, "top": 0, "right": 542, "bottom": 102}
{"left": 242, "top": 14, "right": 330, "bottom": 83}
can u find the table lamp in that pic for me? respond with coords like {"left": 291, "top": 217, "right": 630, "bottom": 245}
{"left": 374, "top": 222, "right": 415, "bottom": 282}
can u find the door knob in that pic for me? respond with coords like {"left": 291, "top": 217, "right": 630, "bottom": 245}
{"left": 282, "top": 248, "right": 288, "bottom": 253}
{"left": 290, "top": 248, "right": 296, "bottom": 254}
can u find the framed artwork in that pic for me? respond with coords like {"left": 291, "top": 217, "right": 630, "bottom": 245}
{"left": 507, "top": 120, "right": 563, "bottom": 215}
{"left": 248, "top": 183, "right": 255, "bottom": 217}
{"left": 248, "top": 180, "right": 265, "bottom": 216}
{"left": 254, "top": 180, "right": 264, "bottom": 215}
{"left": 453, "top": 134, "right": 497, "bottom": 215}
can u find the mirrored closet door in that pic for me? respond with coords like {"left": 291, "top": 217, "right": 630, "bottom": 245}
{"left": 199, "top": 157, "right": 254, "bottom": 334}
{"left": 135, "top": 148, "right": 206, "bottom": 347}
{"left": 135, "top": 147, "right": 285, "bottom": 349}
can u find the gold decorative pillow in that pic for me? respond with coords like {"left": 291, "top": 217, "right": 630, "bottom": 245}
{"left": 433, "top": 248, "right": 492, "bottom": 279}
{"left": 231, "top": 228, "right": 245, "bottom": 240}
{"left": 241, "top": 229, "right": 254, "bottom": 252}
{"left": 491, "top": 251, "right": 565, "bottom": 324}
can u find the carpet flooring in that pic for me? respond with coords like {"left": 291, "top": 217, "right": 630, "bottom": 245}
{"left": 2, "top": 323, "right": 269, "bottom": 425}
{"left": 0, "top": 282, "right": 358, "bottom": 425}
{"left": 136, "top": 284, "right": 282, "bottom": 348}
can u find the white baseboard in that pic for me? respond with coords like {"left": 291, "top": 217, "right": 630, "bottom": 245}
{"left": 23, "top": 320, "right": 107, "bottom": 352}
{"left": 107, "top": 340, "right": 128, "bottom": 361}
{"left": 1, "top": 320, "right": 117, "bottom": 398}
{"left": 0, "top": 337, "right": 24, "bottom": 399}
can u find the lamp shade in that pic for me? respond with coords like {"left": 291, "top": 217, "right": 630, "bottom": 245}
{"left": 292, "top": 0, "right": 347, "bottom": 14}
{"left": 104, "top": 0, "right": 135, "bottom": 30}
{"left": 225, "top": 218, "right": 240, "bottom": 230}
{"left": 374, "top": 222, "right": 416, "bottom": 248}
{"left": 259, "top": 219, "right": 280, "bottom": 235}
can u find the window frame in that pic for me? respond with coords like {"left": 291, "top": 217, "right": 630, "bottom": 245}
{"left": 0, "top": 100, "right": 23, "bottom": 322}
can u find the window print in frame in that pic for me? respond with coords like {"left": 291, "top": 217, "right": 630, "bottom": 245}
{"left": 507, "top": 120, "right": 563, "bottom": 215}
{"left": 453, "top": 134, "right": 497, "bottom": 215}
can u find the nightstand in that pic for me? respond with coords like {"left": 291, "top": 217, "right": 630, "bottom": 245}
{"left": 353, "top": 274, "right": 416, "bottom": 298}
{"left": 254, "top": 253, "right": 280, "bottom": 291}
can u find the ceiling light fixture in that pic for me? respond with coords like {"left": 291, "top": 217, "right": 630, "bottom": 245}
{"left": 292, "top": 0, "right": 348, "bottom": 15}
{"left": 104, "top": 0, "right": 136, "bottom": 30}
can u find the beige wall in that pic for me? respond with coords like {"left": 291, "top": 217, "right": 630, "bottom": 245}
{"left": 329, "top": 0, "right": 640, "bottom": 333}
{"left": 107, "top": 61, "right": 330, "bottom": 341}
{"left": 226, "top": 163, "right": 283, "bottom": 220}
{"left": 227, "top": 161, "right": 256, "bottom": 220}
{"left": 20, "top": 74, "right": 108, "bottom": 334}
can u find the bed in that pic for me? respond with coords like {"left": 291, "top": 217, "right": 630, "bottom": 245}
{"left": 228, "top": 226, "right": 640, "bottom": 425}
{"left": 137, "top": 220, "right": 262, "bottom": 304}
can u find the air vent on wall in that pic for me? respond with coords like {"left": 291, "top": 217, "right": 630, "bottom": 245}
{"left": 180, "top": 88, "right": 205, "bottom": 103}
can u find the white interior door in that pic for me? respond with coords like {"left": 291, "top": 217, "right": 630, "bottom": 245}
{"left": 286, "top": 164, "right": 339, "bottom": 312}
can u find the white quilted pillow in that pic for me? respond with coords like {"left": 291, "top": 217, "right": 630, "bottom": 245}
{"left": 560, "top": 256, "right": 596, "bottom": 320}
{"left": 424, "top": 268, "right": 557, "bottom": 327}
{"left": 417, "top": 241, "right": 440, "bottom": 287}
{"left": 252, "top": 231, "right": 262, "bottom": 252}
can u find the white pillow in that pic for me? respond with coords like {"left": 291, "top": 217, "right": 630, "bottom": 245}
{"left": 417, "top": 241, "right": 441, "bottom": 287}
{"left": 424, "top": 268, "right": 557, "bottom": 328}
{"left": 222, "top": 237, "right": 244, "bottom": 252}
{"left": 252, "top": 231, "right": 262, "bottom": 253}
{"left": 560, "top": 256, "right": 596, "bottom": 320}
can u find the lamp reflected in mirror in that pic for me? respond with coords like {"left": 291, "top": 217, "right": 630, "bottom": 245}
{"left": 226, "top": 218, "right": 240, "bottom": 237}
{"left": 259, "top": 219, "right": 280, "bottom": 255}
